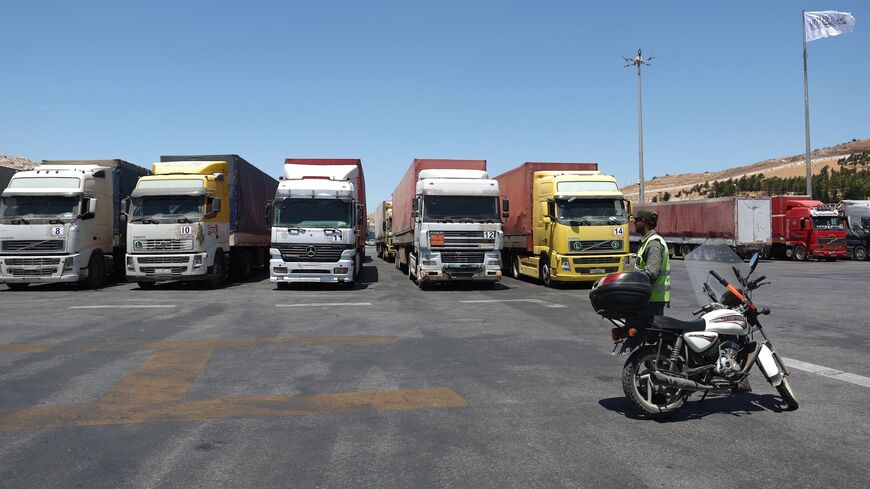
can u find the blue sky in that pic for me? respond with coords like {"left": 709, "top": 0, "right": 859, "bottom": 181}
{"left": 1, "top": 1, "right": 867, "bottom": 207}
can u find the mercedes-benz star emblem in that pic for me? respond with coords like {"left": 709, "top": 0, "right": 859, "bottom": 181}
{"left": 305, "top": 246, "right": 317, "bottom": 258}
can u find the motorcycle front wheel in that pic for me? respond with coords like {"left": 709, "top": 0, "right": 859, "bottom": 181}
{"left": 622, "top": 345, "right": 688, "bottom": 418}
{"left": 776, "top": 375, "right": 799, "bottom": 411}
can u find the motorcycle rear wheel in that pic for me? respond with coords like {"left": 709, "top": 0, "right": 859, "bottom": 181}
{"left": 776, "top": 375, "right": 799, "bottom": 411}
{"left": 622, "top": 346, "right": 688, "bottom": 418}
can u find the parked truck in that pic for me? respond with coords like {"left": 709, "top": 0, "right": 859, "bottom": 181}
{"left": 1, "top": 166, "right": 19, "bottom": 193}
{"left": 632, "top": 197, "right": 772, "bottom": 258}
{"left": 496, "top": 162, "right": 632, "bottom": 286}
{"left": 769, "top": 195, "right": 847, "bottom": 261}
{"left": 374, "top": 200, "right": 396, "bottom": 261}
{"left": 125, "top": 155, "right": 277, "bottom": 288}
{"left": 268, "top": 159, "right": 366, "bottom": 287}
{"left": 392, "top": 159, "right": 504, "bottom": 287}
{"left": 839, "top": 200, "right": 870, "bottom": 260}
{"left": 0, "top": 159, "right": 149, "bottom": 289}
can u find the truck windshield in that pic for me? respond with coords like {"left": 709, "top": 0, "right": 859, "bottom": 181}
{"left": 556, "top": 198, "right": 628, "bottom": 225}
{"left": 0, "top": 196, "right": 79, "bottom": 222}
{"left": 275, "top": 199, "right": 352, "bottom": 228}
{"left": 812, "top": 216, "right": 842, "bottom": 230}
{"left": 130, "top": 196, "right": 204, "bottom": 222}
{"left": 423, "top": 196, "right": 498, "bottom": 222}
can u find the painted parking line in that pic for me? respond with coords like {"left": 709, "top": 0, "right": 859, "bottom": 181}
{"left": 275, "top": 303, "right": 372, "bottom": 308}
{"left": 782, "top": 357, "right": 870, "bottom": 389}
{"left": 68, "top": 305, "right": 177, "bottom": 309}
{"left": 459, "top": 299, "right": 566, "bottom": 308}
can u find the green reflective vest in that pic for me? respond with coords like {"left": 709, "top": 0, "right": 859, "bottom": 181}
{"left": 636, "top": 232, "right": 671, "bottom": 303}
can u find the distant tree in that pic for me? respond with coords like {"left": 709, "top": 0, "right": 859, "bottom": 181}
{"left": 662, "top": 191, "right": 671, "bottom": 202}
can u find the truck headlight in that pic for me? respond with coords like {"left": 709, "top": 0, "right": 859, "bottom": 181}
{"left": 341, "top": 248, "right": 355, "bottom": 258}
{"left": 270, "top": 248, "right": 281, "bottom": 259}
{"left": 64, "top": 257, "right": 75, "bottom": 272}
{"left": 561, "top": 257, "right": 570, "bottom": 271}
{"left": 126, "top": 256, "right": 134, "bottom": 271}
{"left": 193, "top": 255, "right": 203, "bottom": 268}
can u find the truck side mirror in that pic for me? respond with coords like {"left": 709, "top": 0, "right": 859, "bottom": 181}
{"left": 502, "top": 198, "right": 510, "bottom": 218}
{"left": 120, "top": 197, "right": 130, "bottom": 219}
{"left": 80, "top": 198, "right": 97, "bottom": 220}
{"left": 205, "top": 197, "right": 221, "bottom": 219}
{"left": 265, "top": 201, "right": 274, "bottom": 223}
{"left": 625, "top": 200, "right": 633, "bottom": 217}
{"left": 800, "top": 217, "right": 806, "bottom": 230}
{"left": 540, "top": 201, "right": 551, "bottom": 224}
{"left": 412, "top": 198, "right": 420, "bottom": 218}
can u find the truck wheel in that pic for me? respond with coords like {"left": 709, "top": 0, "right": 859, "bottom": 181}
{"left": 679, "top": 244, "right": 692, "bottom": 257}
{"left": 511, "top": 255, "right": 521, "bottom": 278}
{"left": 6, "top": 283, "right": 29, "bottom": 291}
{"left": 206, "top": 251, "right": 227, "bottom": 289}
{"left": 793, "top": 246, "right": 808, "bottom": 262}
{"left": 84, "top": 251, "right": 105, "bottom": 289}
{"left": 540, "top": 257, "right": 555, "bottom": 288}
{"left": 137, "top": 281, "right": 156, "bottom": 290}
{"left": 854, "top": 246, "right": 867, "bottom": 261}
{"left": 354, "top": 256, "right": 362, "bottom": 280}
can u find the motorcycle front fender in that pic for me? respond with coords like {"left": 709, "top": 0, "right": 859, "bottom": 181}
{"left": 756, "top": 343, "right": 782, "bottom": 387}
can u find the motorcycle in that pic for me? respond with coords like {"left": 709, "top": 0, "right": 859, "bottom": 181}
{"left": 590, "top": 243, "right": 798, "bottom": 418}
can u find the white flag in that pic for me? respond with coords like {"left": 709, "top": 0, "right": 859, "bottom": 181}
{"left": 804, "top": 11, "right": 856, "bottom": 42}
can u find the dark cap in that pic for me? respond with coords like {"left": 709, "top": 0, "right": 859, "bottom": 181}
{"left": 635, "top": 209, "right": 658, "bottom": 227}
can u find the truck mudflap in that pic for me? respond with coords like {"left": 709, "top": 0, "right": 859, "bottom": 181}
{"left": 0, "top": 254, "right": 81, "bottom": 283}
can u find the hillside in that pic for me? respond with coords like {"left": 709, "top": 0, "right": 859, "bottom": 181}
{"left": 621, "top": 139, "right": 870, "bottom": 202}
{"left": 0, "top": 155, "right": 35, "bottom": 170}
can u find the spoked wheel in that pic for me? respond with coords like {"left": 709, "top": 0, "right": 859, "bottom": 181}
{"left": 540, "top": 259, "right": 554, "bottom": 288}
{"left": 622, "top": 346, "right": 688, "bottom": 418}
{"left": 853, "top": 246, "right": 866, "bottom": 261}
{"left": 776, "top": 375, "right": 799, "bottom": 411}
{"left": 793, "top": 246, "right": 808, "bottom": 261}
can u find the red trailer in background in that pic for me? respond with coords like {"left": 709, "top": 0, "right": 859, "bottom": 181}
{"left": 769, "top": 196, "right": 847, "bottom": 261}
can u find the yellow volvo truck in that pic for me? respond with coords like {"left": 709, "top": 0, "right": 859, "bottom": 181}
{"left": 124, "top": 155, "right": 277, "bottom": 288}
{"left": 494, "top": 162, "right": 632, "bottom": 287}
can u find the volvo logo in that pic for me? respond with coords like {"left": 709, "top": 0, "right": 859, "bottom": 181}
{"left": 305, "top": 246, "right": 317, "bottom": 258}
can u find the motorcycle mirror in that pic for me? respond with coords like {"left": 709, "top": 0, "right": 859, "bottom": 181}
{"left": 748, "top": 253, "right": 759, "bottom": 274}
{"left": 732, "top": 265, "right": 746, "bottom": 287}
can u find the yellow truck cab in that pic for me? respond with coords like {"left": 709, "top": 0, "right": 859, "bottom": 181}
{"left": 495, "top": 162, "right": 632, "bottom": 287}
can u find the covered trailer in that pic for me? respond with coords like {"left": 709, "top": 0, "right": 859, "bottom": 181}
{"left": 374, "top": 200, "right": 395, "bottom": 261}
{"left": 633, "top": 197, "right": 772, "bottom": 257}
{"left": 392, "top": 159, "right": 487, "bottom": 244}
{"left": 160, "top": 154, "right": 277, "bottom": 247}
{"left": 1, "top": 166, "right": 18, "bottom": 193}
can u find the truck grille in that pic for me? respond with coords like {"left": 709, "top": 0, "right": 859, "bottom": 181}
{"left": 5, "top": 257, "right": 61, "bottom": 277}
{"left": 576, "top": 267, "right": 619, "bottom": 275}
{"left": 440, "top": 251, "right": 485, "bottom": 264}
{"left": 432, "top": 231, "right": 496, "bottom": 249}
{"left": 136, "top": 239, "right": 193, "bottom": 251}
{"left": 573, "top": 256, "right": 621, "bottom": 265}
{"left": 567, "top": 240, "right": 623, "bottom": 253}
{"left": 1, "top": 240, "right": 64, "bottom": 252}
{"left": 273, "top": 243, "right": 352, "bottom": 263}
{"left": 818, "top": 237, "right": 843, "bottom": 246}
{"left": 137, "top": 256, "right": 191, "bottom": 264}
{"left": 141, "top": 267, "right": 187, "bottom": 275}
{"left": 290, "top": 269, "right": 331, "bottom": 274}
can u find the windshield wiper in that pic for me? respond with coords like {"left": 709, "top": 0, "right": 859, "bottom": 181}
{"left": 131, "top": 218, "right": 160, "bottom": 224}
{"left": 568, "top": 218, "right": 591, "bottom": 226}
{"left": 11, "top": 218, "right": 30, "bottom": 225}
{"left": 176, "top": 217, "right": 195, "bottom": 223}
{"left": 48, "top": 219, "right": 64, "bottom": 224}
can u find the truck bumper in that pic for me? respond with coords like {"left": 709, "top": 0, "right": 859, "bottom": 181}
{"left": 418, "top": 264, "right": 502, "bottom": 282}
{"left": 551, "top": 253, "right": 633, "bottom": 282}
{"left": 270, "top": 257, "right": 355, "bottom": 283}
{"left": 0, "top": 254, "right": 81, "bottom": 284}
{"left": 126, "top": 253, "right": 209, "bottom": 281}
{"left": 810, "top": 249, "right": 847, "bottom": 258}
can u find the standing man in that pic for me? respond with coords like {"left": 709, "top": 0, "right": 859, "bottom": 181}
{"left": 634, "top": 209, "right": 670, "bottom": 317}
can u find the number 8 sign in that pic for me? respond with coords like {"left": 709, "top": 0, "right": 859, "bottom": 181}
{"left": 51, "top": 226, "right": 64, "bottom": 237}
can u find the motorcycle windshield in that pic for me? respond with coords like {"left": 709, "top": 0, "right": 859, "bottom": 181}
{"left": 684, "top": 244, "right": 751, "bottom": 308}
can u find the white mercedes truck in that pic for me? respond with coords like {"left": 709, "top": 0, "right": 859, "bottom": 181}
{"left": 269, "top": 159, "right": 366, "bottom": 288}
{"left": 0, "top": 160, "right": 148, "bottom": 289}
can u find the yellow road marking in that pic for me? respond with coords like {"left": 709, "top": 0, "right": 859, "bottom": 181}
{"left": 0, "top": 388, "right": 467, "bottom": 431}
{"left": 0, "top": 343, "right": 57, "bottom": 354}
{"left": 98, "top": 349, "right": 214, "bottom": 408}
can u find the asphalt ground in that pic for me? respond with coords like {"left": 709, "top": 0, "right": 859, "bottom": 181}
{"left": 1, "top": 248, "right": 869, "bottom": 488}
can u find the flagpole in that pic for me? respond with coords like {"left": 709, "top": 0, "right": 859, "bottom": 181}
{"left": 802, "top": 10, "right": 813, "bottom": 198}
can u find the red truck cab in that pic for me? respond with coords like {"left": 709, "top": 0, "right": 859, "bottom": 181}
{"left": 770, "top": 196, "right": 846, "bottom": 261}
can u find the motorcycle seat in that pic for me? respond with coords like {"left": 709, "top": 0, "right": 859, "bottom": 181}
{"left": 651, "top": 315, "right": 707, "bottom": 332}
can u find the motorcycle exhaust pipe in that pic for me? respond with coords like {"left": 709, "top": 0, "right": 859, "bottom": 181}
{"left": 651, "top": 370, "right": 716, "bottom": 392}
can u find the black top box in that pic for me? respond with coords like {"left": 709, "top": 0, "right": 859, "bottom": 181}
{"left": 590, "top": 272, "right": 652, "bottom": 318}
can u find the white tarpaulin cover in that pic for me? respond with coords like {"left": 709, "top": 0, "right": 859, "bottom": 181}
{"left": 804, "top": 11, "right": 856, "bottom": 42}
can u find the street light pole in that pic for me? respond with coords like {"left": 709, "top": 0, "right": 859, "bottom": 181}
{"left": 625, "top": 49, "right": 654, "bottom": 203}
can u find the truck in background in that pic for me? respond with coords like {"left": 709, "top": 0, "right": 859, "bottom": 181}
{"left": 392, "top": 159, "right": 504, "bottom": 288}
{"left": 374, "top": 200, "right": 396, "bottom": 261}
{"left": 496, "top": 162, "right": 632, "bottom": 287}
{"left": 838, "top": 200, "right": 870, "bottom": 261}
{"left": 632, "top": 197, "right": 772, "bottom": 259}
{"left": 769, "top": 196, "right": 847, "bottom": 261}
{"left": 125, "top": 155, "right": 277, "bottom": 288}
{"left": 268, "top": 159, "right": 366, "bottom": 287}
{"left": 0, "top": 160, "right": 148, "bottom": 289}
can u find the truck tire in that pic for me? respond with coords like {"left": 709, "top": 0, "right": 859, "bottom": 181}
{"left": 137, "top": 281, "right": 156, "bottom": 290}
{"left": 511, "top": 255, "right": 521, "bottom": 279}
{"left": 540, "top": 255, "right": 555, "bottom": 288}
{"left": 793, "top": 245, "right": 808, "bottom": 261}
{"left": 854, "top": 246, "right": 867, "bottom": 261}
{"left": 679, "top": 244, "right": 692, "bottom": 257}
{"left": 6, "top": 283, "right": 29, "bottom": 291}
{"left": 230, "top": 249, "right": 252, "bottom": 281}
{"left": 206, "top": 251, "right": 227, "bottom": 289}
{"left": 84, "top": 251, "right": 105, "bottom": 289}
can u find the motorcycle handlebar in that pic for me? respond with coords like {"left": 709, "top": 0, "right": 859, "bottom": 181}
{"left": 709, "top": 270, "right": 729, "bottom": 286}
